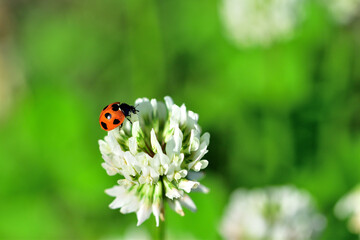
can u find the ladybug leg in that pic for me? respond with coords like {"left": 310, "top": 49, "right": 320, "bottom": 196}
{"left": 126, "top": 117, "right": 133, "bottom": 124}
{"left": 120, "top": 123, "right": 123, "bottom": 128}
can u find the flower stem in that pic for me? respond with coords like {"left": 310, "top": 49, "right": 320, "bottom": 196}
{"left": 156, "top": 177, "right": 166, "bottom": 240}
{"left": 156, "top": 215, "right": 165, "bottom": 240}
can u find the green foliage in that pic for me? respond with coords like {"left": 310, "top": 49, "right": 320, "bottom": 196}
{"left": 1, "top": 0, "right": 360, "bottom": 239}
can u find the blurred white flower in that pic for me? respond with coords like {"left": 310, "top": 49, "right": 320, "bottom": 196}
{"left": 334, "top": 185, "right": 360, "bottom": 235}
{"left": 219, "top": 0, "right": 304, "bottom": 47}
{"left": 99, "top": 96, "right": 210, "bottom": 226}
{"left": 324, "top": 0, "right": 360, "bottom": 25}
{"left": 220, "top": 186, "right": 326, "bottom": 240}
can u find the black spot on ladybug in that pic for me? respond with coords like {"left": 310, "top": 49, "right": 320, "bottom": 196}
{"left": 101, "top": 122, "right": 108, "bottom": 130}
{"left": 113, "top": 119, "right": 120, "bottom": 125}
{"left": 102, "top": 105, "right": 109, "bottom": 111}
{"left": 105, "top": 113, "right": 112, "bottom": 120}
{"left": 112, "top": 104, "right": 119, "bottom": 111}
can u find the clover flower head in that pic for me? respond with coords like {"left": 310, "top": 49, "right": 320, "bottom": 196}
{"left": 220, "top": 0, "right": 304, "bottom": 47}
{"left": 335, "top": 185, "right": 360, "bottom": 235}
{"left": 220, "top": 186, "right": 326, "bottom": 240}
{"left": 324, "top": 0, "right": 360, "bottom": 25}
{"left": 99, "top": 96, "right": 210, "bottom": 226}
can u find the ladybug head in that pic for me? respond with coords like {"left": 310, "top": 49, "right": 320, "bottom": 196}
{"left": 120, "top": 103, "right": 139, "bottom": 117}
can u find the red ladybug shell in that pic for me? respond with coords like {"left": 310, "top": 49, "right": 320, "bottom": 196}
{"left": 99, "top": 102, "right": 125, "bottom": 131}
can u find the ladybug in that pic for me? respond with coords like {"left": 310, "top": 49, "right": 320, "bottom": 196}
{"left": 99, "top": 102, "right": 138, "bottom": 131}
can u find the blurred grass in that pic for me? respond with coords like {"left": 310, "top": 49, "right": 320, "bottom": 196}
{"left": 0, "top": 0, "right": 360, "bottom": 239}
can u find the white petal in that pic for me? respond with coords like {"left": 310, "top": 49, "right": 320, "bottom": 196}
{"left": 180, "top": 195, "right": 197, "bottom": 212}
{"left": 188, "top": 141, "right": 209, "bottom": 170}
{"left": 194, "top": 142, "right": 209, "bottom": 161}
{"left": 163, "top": 127, "right": 175, "bottom": 143}
{"left": 105, "top": 186, "right": 125, "bottom": 197}
{"left": 165, "top": 188, "right": 181, "bottom": 200}
{"left": 139, "top": 167, "right": 156, "bottom": 185}
{"left": 109, "top": 155, "right": 123, "bottom": 169}
{"left": 179, "top": 104, "right": 187, "bottom": 125}
{"left": 151, "top": 153, "right": 161, "bottom": 169}
{"left": 164, "top": 179, "right": 182, "bottom": 199}
{"left": 109, "top": 126, "right": 121, "bottom": 139}
{"left": 200, "top": 160, "right": 209, "bottom": 169}
{"left": 192, "top": 184, "right": 210, "bottom": 194}
{"left": 168, "top": 200, "right": 185, "bottom": 216}
{"left": 150, "top": 129, "right": 163, "bottom": 154}
{"left": 122, "top": 171, "right": 136, "bottom": 182}
{"left": 179, "top": 169, "right": 187, "bottom": 177}
{"left": 107, "top": 188, "right": 140, "bottom": 213}
{"left": 136, "top": 152, "right": 150, "bottom": 167}
{"left": 164, "top": 96, "right": 174, "bottom": 111}
{"left": 101, "top": 153, "right": 111, "bottom": 164}
{"left": 188, "top": 129, "right": 200, "bottom": 152}
{"left": 138, "top": 175, "right": 147, "bottom": 185}
{"left": 152, "top": 203, "right": 160, "bottom": 227}
{"left": 120, "top": 198, "right": 140, "bottom": 214}
{"left": 174, "top": 170, "right": 187, "bottom": 181}
{"left": 107, "top": 132, "right": 123, "bottom": 155}
{"left": 123, "top": 152, "right": 140, "bottom": 173}
{"left": 101, "top": 162, "right": 118, "bottom": 176}
{"left": 193, "top": 160, "right": 209, "bottom": 171}
{"left": 106, "top": 186, "right": 138, "bottom": 212}
{"left": 159, "top": 153, "right": 170, "bottom": 174}
{"left": 152, "top": 181, "right": 163, "bottom": 227}
{"left": 174, "top": 172, "right": 182, "bottom": 181}
{"left": 137, "top": 100, "right": 153, "bottom": 121}
{"left": 159, "top": 153, "right": 170, "bottom": 165}
{"left": 188, "top": 110, "right": 199, "bottom": 122}
{"left": 165, "top": 127, "right": 183, "bottom": 156}
{"left": 128, "top": 137, "right": 137, "bottom": 155}
{"left": 117, "top": 179, "right": 134, "bottom": 188}
{"left": 132, "top": 121, "right": 142, "bottom": 138}
{"left": 175, "top": 200, "right": 185, "bottom": 216}
{"left": 136, "top": 204, "right": 153, "bottom": 226}
{"left": 201, "top": 132, "right": 210, "bottom": 146}
{"left": 179, "top": 179, "right": 199, "bottom": 193}
{"left": 150, "top": 99, "right": 158, "bottom": 117}
{"left": 165, "top": 164, "right": 176, "bottom": 181}
{"left": 178, "top": 153, "right": 185, "bottom": 165}
{"left": 170, "top": 105, "right": 181, "bottom": 126}
{"left": 149, "top": 168, "right": 160, "bottom": 182}
{"left": 109, "top": 197, "right": 124, "bottom": 209}
{"left": 135, "top": 97, "right": 150, "bottom": 105}
{"left": 98, "top": 140, "right": 111, "bottom": 155}
{"left": 110, "top": 195, "right": 132, "bottom": 209}
{"left": 157, "top": 101, "right": 168, "bottom": 121}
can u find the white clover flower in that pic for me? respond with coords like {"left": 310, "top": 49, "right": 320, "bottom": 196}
{"left": 335, "top": 185, "right": 360, "bottom": 236}
{"left": 324, "top": 0, "right": 360, "bottom": 25}
{"left": 220, "top": 0, "right": 304, "bottom": 47}
{"left": 220, "top": 186, "right": 326, "bottom": 240}
{"left": 99, "top": 96, "right": 210, "bottom": 226}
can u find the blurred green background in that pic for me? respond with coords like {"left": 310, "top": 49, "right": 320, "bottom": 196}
{"left": 1, "top": 0, "right": 360, "bottom": 239}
